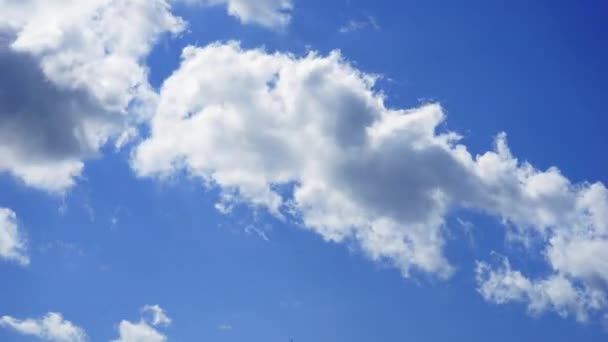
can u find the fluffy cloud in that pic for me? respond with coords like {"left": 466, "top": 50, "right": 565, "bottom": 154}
{"left": 476, "top": 257, "right": 606, "bottom": 322}
{"left": 0, "top": 312, "right": 87, "bottom": 342}
{"left": 132, "top": 43, "right": 460, "bottom": 277}
{"left": 113, "top": 321, "right": 166, "bottom": 342}
{"left": 475, "top": 165, "right": 608, "bottom": 321}
{"left": 132, "top": 42, "right": 608, "bottom": 320}
{"left": 1, "top": 0, "right": 604, "bottom": 325}
{"left": 0, "top": 306, "right": 171, "bottom": 342}
{"left": 0, "top": 0, "right": 185, "bottom": 192}
{"left": 0, "top": 207, "right": 29, "bottom": 266}
{"left": 112, "top": 305, "right": 170, "bottom": 342}
{"left": 0, "top": 0, "right": 292, "bottom": 192}
{"left": 181, "top": 0, "right": 293, "bottom": 28}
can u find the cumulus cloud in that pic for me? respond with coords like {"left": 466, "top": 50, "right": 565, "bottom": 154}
{"left": 0, "top": 0, "right": 294, "bottom": 192}
{"left": 132, "top": 42, "right": 459, "bottom": 277}
{"left": 1, "top": 306, "right": 172, "bottom": 342}
{"left": 476, "top": 257, "right": 606, "bottom": 322}
{"left": 1, "top": 0, "right": 604, "bottom": 326}
{"left": 181, "top": 0, "right": 293, "bottom": 28}
{"left": 0, "top": 207, "right": 29, "bottom": 266}
{"left": 0, "top": 0, "right": 185, "bottom": 192}
{"left": 132, "top": 42, "right": 608, "bottom": 321}
{"left": 474, "top": 160, "right": 608, "bottom": 320}
{"left": 113, "top": 321, "right": 166, "bottom": 342}
{"left": 112, "top": 305, "right": 170, "bottom": 342}
{"left": 0, "top": 312, "right": 87, "bottom": 342}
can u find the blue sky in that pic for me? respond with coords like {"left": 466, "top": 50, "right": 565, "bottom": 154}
{"left": 0, "top": 1, "right": 607, "bottom": 341}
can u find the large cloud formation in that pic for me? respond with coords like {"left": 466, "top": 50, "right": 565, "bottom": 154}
{"left": 1, "top": 0, "right": 606, "bottom": 326}
{"left": 132, "top": 42, "right": 608, "bottom": 320}
{"left": 0, "top": 0, "right": 185, "bottom": 191}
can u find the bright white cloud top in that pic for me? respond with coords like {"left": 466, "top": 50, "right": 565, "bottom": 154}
{"left": 0, "top": 207, "right": 29, "bottom": 266}
{"left": 132, "top": 42, "right": 608, "bottom": 321}
{"left": 0, "top": 312, "right": 87, "bottom": 342}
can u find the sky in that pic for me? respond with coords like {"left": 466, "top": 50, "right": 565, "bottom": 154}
{"left": 0, "top": 0, "right": 607, "bottom": 341}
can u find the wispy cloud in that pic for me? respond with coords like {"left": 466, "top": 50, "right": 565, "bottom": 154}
{"left": 339, "top": 15, "right": 380, "bottom": 33}
{"left": 218, "top": 323, "right": 233, "bottom": 331}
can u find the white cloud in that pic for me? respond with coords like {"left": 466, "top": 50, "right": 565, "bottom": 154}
{"left": 0, "top": 312, "right": 87, "bottom": 342}
{"left": 0, "top": 0, "right": 604, "bottom": 326}
{"left": 476, "top": 257, "right": 606, "bottom": 322}
{"left": 112, "top": 321, "right": 166, "bottom": 342}
{"left": 474, "top": 161, "right": 608, "bottom": 320}
{"left": 0, "top": 0, "right": 185, "bottom": 192}
{"left": 1, "top": 306, "right": 172, "bottom": 342}
{"left": 0, "top": 0, "right": 292, "bottom": 193}
{"left": 132, "top": 42, "right": 608, "bottom": 322}
{"left": 141, "top": 305, "right": 172, "bottom": 327}
{"left": 132, "top": 42, "right": 459, "bottom": 277}
{"left": 112, "top": 305, "right": 170, "bottom": 342}
{"left": 0, "top": 207, "right": 29, "bottom": 266}
{"left": 181, "top": 0, "right": 293, "bottom": 28}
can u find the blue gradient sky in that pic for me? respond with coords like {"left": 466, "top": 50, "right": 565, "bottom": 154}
{"left": 1, "top": 0, "right": 607, "bottom": 341}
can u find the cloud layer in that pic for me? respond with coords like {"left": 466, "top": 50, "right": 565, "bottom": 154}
{"left": 132, "top": 42, "right": 608, "bottom": 320}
